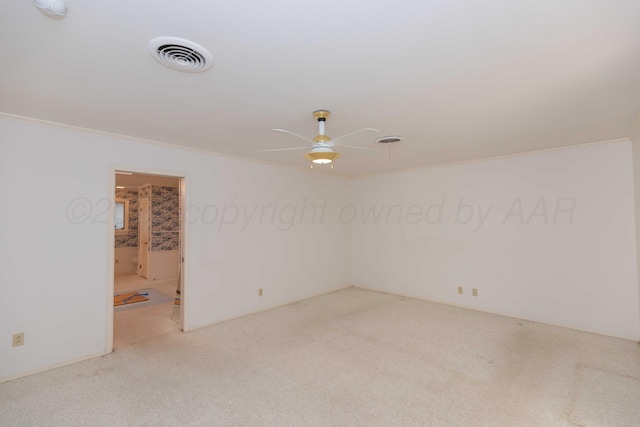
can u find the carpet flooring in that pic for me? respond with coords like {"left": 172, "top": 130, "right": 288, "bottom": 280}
{"left": 1, "top": 287, "right": 639, "bottom": 426}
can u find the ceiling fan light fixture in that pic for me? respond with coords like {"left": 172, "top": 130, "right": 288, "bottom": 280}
{"left": 305, "top": 151, "right": 341, "bottom": 164}
{"left": 263, "top": 109, "right": 378, "bottom": 168}
{"left": 33, "top": 0, "right": 67, "bottom": 16}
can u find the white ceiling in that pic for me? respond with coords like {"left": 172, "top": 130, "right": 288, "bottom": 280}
{"left": 2, "top": 1, "right": 640, "bottom": 176}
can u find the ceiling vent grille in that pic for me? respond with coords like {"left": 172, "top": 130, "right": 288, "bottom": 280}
{"left": 376, "top": 136, "right": 403, "bottom": 144}
{"left": 148, "top": 37, "right": 213, "bottom": 73}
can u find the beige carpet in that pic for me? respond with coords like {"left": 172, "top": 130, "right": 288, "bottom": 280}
{"left": 1, "top": 287, "right": 639, "bottom": 426}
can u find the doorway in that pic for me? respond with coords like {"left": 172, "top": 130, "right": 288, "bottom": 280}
{"left": 108, "top": 169, "right": 186, "bottom": 350}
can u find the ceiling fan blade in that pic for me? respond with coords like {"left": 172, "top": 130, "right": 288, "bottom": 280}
{"left": 331, "top": 128, "right": 380, "bottom": 145}
{"left": 257, "top": 146, "right": 309, "bottom": 152}
{"left": 272, "top": 129, "right": 315, "bottom": 145}
{"left": 340, "top": 145, "right": 382, "bottom": 152}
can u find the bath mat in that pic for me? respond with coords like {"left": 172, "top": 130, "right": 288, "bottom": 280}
{"left": 114, "top": 288, "right": 173, "bottom": 312}
{"left": 114, "top": 292, "right": 149, "bottom": 306}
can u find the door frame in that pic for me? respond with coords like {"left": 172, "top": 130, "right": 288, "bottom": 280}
{"left": 137, "top": 198, "right": 150, "bottom": 279}
{"left": 106, "top": 165, "right": 189, "bottom": 353}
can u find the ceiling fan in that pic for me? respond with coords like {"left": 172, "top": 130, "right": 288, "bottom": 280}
{"left": 259, "top": 110, "right": 380, "bottom": 167}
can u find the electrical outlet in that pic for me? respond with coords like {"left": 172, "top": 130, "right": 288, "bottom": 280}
{"left": 258, "top": 288, "right": 263, "bottom": 297}
{"left": 472, "top": 288, "right": 478, "bottom": 297}
{"left": 457, "top": 286, "right": 463, "bottom": 294}
{"left": 13, "top": 333, "right": 24, "bottom": 347}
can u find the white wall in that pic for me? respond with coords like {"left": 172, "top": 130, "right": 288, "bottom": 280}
{"left": 114, "top": 247, "right": 137, "bottom": 274}
{"left": 2, "top": 113, "right": 638, "bottom": 382}
{"left": 0, "top": 115, "right": 352, "bottom": 381}
{"left": 351, "top": 140, "right": 639, "bottom": 339}
{"left": 149, "top": 250, "right": 180, "bottom": 280}
{"left": 631, "top": 118, "right": 640, "bottom": 336}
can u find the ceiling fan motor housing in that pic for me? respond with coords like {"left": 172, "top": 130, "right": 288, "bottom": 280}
{"left": 313, "top": 134, "right": 331, "bottom": 143}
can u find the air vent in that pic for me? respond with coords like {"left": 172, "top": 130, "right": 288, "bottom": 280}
{"left": 148, "top": 37, "right": 213, "bottom": 73}
{"left": 376, "top": 136, "right": 403, "bottom": 144}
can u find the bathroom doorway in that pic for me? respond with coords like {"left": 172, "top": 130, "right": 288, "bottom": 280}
{"left": 109, "top": 169, "right": 186, "bottom": 350}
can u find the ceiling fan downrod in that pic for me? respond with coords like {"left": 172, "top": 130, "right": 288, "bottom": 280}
{"left": 313, "top": 110, "right": 331, "bottom": 143}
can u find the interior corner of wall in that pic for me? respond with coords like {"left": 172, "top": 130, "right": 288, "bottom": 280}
{"left": 630, "top": 112, "right": 640, "bottom": 145}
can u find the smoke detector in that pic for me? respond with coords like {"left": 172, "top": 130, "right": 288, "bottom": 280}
{"left": 148, "top": 37, "right": 213, "bottom": 73}
{"left": 33, "top": 0, "right": 67, "bottom": 16}
{"left": 376, "top": 136, "right": 403, "bottom": 144}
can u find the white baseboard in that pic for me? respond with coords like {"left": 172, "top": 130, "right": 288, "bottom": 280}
{"left": 185, "top": 283, "right": 352, "bottom": 332}
{"left": 0, "top": 350, "right": 111, "bottom": 384}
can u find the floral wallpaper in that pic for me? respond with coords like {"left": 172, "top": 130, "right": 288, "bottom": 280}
{"left": 114, "top": 184, "right": 179, "bottom": 251}
{"left": 114, "top": 189, "right": 139, "bottom": 248}
{"left": 150, "top": 185, "right": 180, "bottom": 252}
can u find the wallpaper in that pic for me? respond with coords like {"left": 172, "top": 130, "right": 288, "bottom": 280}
{"left": 114, "top": 185, "right": 179, "bottom": 251}
{"left": 114, "top": 189, "right": 139, "bottom": 248}
{"left": 150, "top": 185, "right": 180, "bottom": 251}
